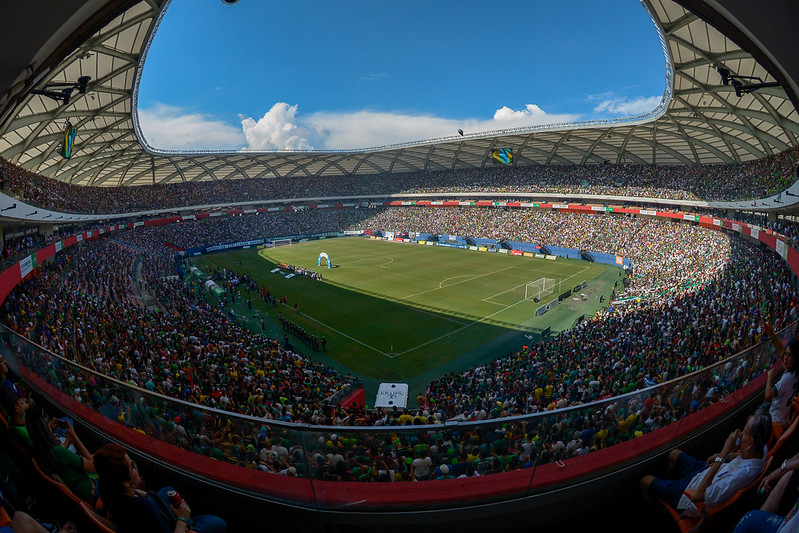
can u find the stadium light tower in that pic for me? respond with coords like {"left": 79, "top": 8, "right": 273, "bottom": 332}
{"left": 717, "top": 67, "right": 779, "bottom": 97}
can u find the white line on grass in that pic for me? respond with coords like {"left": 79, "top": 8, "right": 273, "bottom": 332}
{"left": 439, "top": 275, "right": 476, "bottom": 289}
{"left": 482, "top": 278, "right": 540, "bottom": 304}
{"left": 293, "top": 311, "right": 393, "bottom": 357}
{"left": 401, "top": 266, "right": 517, "bottom": 300}
{"left": 393, "top": 263, "right": 593, "bottom": 358}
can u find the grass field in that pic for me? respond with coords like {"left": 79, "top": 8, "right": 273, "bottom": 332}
{"left": 192, "top": 237, "right": 621, "bottom": 394}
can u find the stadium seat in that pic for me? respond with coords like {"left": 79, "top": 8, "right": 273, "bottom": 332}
{"left": 0, "top": 507, "right": 11, "bottom": 528}
{"left": 78, "top": 501, "right": 119, "bottom": 533}
{"left": 658, "top": 455, "right": 773, "bottom": 533}
{"left": 30, "top": 457, "right": 87, "bottom": 508}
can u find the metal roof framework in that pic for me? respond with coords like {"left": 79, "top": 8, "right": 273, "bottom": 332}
{"left": 0, "top": 0, "right": 797, "bottom": 188}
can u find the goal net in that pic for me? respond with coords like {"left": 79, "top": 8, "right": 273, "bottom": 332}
{"left": 271, "top": 238, "right": 292, "bottom": 248}
{"left": 525, "top": 278, "right": 556, "bottom": 301}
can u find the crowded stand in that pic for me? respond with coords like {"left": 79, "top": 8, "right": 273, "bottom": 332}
{"left": 1, "top": 205, "right": 796, "bottom": 486}
{"left": 1, "top": 148, "right": 798, "bottom": 215}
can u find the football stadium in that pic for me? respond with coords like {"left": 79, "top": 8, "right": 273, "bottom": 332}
{"left": 1, "top": 1, "right": 799, "bottom": 532}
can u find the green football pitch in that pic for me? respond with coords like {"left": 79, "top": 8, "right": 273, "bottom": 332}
{"left": 192, "top": 237, "right": 621, "bottom": 397}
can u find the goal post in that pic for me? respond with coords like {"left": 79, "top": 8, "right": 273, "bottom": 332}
{"left": 271, "top": 238, "right": 292, "bottom": 248}
{"left": 525, "top": 277, "right": 556, "bottom": 301}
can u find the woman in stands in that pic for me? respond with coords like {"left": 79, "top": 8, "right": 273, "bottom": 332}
{"left": 766, "top": 337, "right": 799, "bottom": 429}
{"left": 27, "top": 405, "right": 96, "bottom": 503}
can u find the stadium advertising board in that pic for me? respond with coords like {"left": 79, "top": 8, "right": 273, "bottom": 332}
{"left": 204, "top": 239, "right": 265, "bottom": 253}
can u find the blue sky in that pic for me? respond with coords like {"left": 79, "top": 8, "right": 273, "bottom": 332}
{"left": 137, "top": 0, "right": 667, "bottom": 151}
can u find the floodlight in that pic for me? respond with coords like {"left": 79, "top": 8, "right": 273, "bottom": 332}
{"left": 716, "top": 66, "right": 779, "bottom": 97}
{"left": 30, "top": 76, "right": 92, "bottom": 106}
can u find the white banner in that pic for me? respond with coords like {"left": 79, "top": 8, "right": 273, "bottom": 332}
{"left": 19, "top": 256, "right": 33, "bottom": 278}
{"left": 751, "top": 228, "right": 759, "bottom": 239}
{"left": 375, "top": 383, "right": 408, "bottom": 408}
{"left": 55, "top": 241, "right": 62, "bottom": 252}
{"left": 776, "top": 238, "right": 787, "bottom": 258}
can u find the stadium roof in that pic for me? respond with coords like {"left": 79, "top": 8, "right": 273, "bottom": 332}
{"left": 0, "top": 0, "right": 798, "bottom": 188}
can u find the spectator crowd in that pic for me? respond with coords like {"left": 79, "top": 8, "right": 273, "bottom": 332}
{"left": 1, "top": 146, "right": 797, "bottom": 214}
{"left": 0, "top": 205, "right": 795, "bottom": 486}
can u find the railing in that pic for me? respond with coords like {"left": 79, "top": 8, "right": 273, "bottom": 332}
{"left": 2, "top": 316, "right": 788, "bottom": 510}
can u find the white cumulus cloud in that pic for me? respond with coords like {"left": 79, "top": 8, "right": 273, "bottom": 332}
{"left": 137, "top": 104, "right": 245, "bottom": 150}
{"left": 239, "top": 103, "right": 580, "bottom": 150}
{"left": 240, "top": 103, "right": 321, "bottom": 151}
{"left": 592, "top": 95, "right": 661, "bottom": 116}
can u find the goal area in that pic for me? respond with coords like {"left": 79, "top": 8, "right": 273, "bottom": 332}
{"left": 525, "top": 277, "right": 556, "bottom": 301}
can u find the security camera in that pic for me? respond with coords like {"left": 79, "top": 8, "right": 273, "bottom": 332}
{"left": 221, "top": 0, "right": 240, "bottom": 4}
